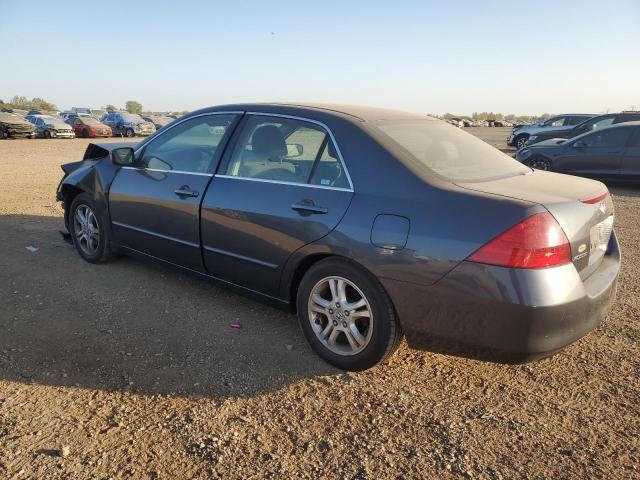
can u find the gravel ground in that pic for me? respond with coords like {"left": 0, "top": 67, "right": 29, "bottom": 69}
{"left": 0, "top": 131, "right": 638, "bottom": 479}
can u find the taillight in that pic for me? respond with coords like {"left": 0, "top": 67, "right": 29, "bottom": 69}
{"left": 580, "top": 191, "right": 608, "bottom": 204}
{"left": 467, "top": 212, "right": 571, "bottom": 269}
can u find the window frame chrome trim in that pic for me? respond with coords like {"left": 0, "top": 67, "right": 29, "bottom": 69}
{"left": 218, "top": 111, "right": 354, "bottom": 192}
{"left": 213, "top": 174, "right": 353, "bottom": 192}
{"left": 120, "top": 166, "right": 213, "bottom": 177}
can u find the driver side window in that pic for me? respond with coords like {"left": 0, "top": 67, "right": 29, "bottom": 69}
{"left": 139, "top": 114, "right": 236, "bottom": 173}
{"left": 546, "top": 117, "right": 566, "bottom": 127}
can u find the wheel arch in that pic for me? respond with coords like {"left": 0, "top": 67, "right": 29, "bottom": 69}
{"left": 285, "top": 252, "right": 398, "bottom": 318}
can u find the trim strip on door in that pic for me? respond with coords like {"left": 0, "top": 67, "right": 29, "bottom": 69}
{"left": 203, "top": 244, "right": 279, "bottom": 269}
{"left": 112, "top": 221, "right": 200, "bottom": 248}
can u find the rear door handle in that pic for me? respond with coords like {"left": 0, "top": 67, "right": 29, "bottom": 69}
{"left": 291, "top": 202, "right": 328, "bottom": 215}
{"left": 608, "top": 151, "right": 622, "bottom": 154}
{"left": 174, "top": 186, "right": 199, "bottom": 198}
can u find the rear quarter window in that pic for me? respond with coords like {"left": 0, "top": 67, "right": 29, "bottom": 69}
{"left": 375, "top": 120, "right": 529, "bottom": 182}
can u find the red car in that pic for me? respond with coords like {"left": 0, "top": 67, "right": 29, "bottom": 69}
{"left": 69, "top": 116, "right": 112, "bottom": 138}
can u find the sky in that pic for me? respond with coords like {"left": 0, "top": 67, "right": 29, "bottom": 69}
{"left": 1, "top": 0, "right": 639, "bottom": 116}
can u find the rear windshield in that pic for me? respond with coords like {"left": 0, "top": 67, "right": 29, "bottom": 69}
{"left": 375, "top": 120, "right": 529, "bottom": 182}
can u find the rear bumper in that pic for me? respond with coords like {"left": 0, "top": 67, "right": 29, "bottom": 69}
{"left": 383, "top": 231, "right": 621, "bottom": 362}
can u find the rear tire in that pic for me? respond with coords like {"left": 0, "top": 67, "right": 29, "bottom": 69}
{"left": 296, "top": 258, "right": 402, "bottom": 371}
{"left": 69, "top": 193, "right": 117, "bottom": 263}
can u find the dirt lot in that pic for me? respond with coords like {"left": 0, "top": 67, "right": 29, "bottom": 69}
{"left": 0, "top": 130, "right": 638, "bottom": 479}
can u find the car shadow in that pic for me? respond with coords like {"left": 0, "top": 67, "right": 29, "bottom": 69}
{"left": 0, "top": 214, "right": 339, "bottom": 399}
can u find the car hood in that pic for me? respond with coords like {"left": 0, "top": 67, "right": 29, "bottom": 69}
{"left": 0, "top": 116, "right": 32, "bottom": 126}
{"left": 47, "top": 120, "right": 71, "bottom": 129}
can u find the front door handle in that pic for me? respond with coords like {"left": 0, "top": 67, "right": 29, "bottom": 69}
{"left": 608, "top": 151, "right": 622, "bottom": 154}
{"left": 174, "top": 186, "right": 199, "bottom": 198}
{"left": 291, "top": 202, "right": 328, "bottom": 215}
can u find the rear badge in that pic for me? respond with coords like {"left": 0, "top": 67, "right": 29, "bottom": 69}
{"left": 574, "top": 243, "right": 588, "bottom": 262}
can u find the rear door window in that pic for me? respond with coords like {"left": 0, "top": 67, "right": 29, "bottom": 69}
{"left": 221, "top": 115, "right": 350, "bottom": 189}
{"left": 581, "top": 127, "right": 632, "bottom": 147}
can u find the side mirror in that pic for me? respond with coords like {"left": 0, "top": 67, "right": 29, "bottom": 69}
{"left": 110, "top": 147, "right": 135, "bottom": 166}
{"left": 572, "top": 141, "right": 587, "bottom": 149}
{"left": 286, "top": 143, "right": 303, "bottom": 157}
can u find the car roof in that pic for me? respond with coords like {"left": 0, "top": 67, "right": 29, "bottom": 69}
{"left": 198, "top": 103, "right": 433, "bottom": 123}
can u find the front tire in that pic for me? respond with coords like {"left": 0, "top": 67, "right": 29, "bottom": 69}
{"left": 296, "top": 258, "right": 402, "bottom": 371}
{"left": 527, "top": 156, "right": 552, "bottom": 171}
{"left": 69, "top": 193, "right": 117, "bottom": 263}
{"left": 125, "top": 128, "right": 135, "bottom": 137}
{"left": 515, "top": 134, "right": 529, "bottom": 150}
{"left": 82, "top": 129, "right": 90, "bottom": 138}
{"left": 44, "top": 130, "right": 51, "bottom": 139}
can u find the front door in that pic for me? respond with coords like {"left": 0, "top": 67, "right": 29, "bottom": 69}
{"left": 201, "top": 114, "right": 354, "bottom": 297}
{"left": 557, "top": 127, "right": 631, "bottom": 177}
{"left": 108, "top": 113, "right": 240, "bottom": 272}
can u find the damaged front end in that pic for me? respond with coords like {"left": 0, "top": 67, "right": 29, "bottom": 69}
{"left": 56, "top": 141, "right": 135, "bottom": 232}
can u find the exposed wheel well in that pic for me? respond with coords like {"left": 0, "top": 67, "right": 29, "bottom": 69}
{"left": 61, "top": 185, "right": 84, "bottom": 229}
{"left": 288, "top": 254, "right": 392, "bottom": 315}
{"left": 289, "top": 253, "right": 333, "bottom": 311}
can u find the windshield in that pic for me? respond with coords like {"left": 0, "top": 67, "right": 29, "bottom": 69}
{"left": 375, "top": 120, "right": 530, "bottom": 182}
{"left": 121, "top": 113, "right": 143, "bottom": 123}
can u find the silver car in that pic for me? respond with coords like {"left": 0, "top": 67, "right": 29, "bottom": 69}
{"left": 26, "top": 114, "right": 75, "bottom": 139}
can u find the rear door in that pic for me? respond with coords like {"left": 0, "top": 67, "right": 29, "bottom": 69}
{"left": 621, "top": 127, "right": 640, "bottom": 179}
{"left": 108, "top": 113, "right": 240, "bottom": 271}
{"left": 555, "top": 127, "right": 632, "bottom": 177}
{"left": 201, "top": 113, "right": 354, "bottom": 296}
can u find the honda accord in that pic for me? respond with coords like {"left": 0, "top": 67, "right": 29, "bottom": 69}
{"left": 56, "top": 104, "right": 620, "bottom": 370}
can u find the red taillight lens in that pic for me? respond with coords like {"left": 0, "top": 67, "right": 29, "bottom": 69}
{"left": 580, "top": 191, "right": 608, "bottom": 204}
{"left": 467, "top": 212, "right": 571, "bottom": 269}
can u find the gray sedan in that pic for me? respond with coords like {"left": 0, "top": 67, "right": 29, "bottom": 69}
{"left": 26, "top": 114, "right": 75, "bottom": 139}
{"left": 56, "top": 104, "right": 620, "bottom": 370}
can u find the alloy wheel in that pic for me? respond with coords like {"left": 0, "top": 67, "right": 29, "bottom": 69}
{"left": 73, "top": 205, "right": 100, "bottom": 256}
{"left": 529, "top": 158, "right": 551, "bottom": 170}
{"left": 307, "top": 276, "right": 374, "bottom": 356}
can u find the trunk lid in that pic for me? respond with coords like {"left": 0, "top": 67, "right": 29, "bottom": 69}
{"left": 457, "top": 170, "right": 614, "bottom": 276}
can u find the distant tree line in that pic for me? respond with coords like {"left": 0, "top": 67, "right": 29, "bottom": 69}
{"left": 443, "top": 112, "right": 553, "bottom": 123}
{"left": 0, "top": 95, "right": 57, "bottom": 111}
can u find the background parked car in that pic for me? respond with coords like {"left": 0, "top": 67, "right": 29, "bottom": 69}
{"left": 100, "top": 112, "right": 156, "bottom": 137}
{"left": 142, "top": 115, "right": 173, "bottom": 130}
{"left": 0, "top": 112, "right": 36, "bottom": 138}
{"left": 515, "top": 121, "right": 640, "bottom": 181}
{"left": 524, "top": 112, "right": 640, "bottom": 147}
{"left": 508, "top": 114, "right": 595, "bottom": 150}
{"left": 69, "top": 116, "right": 112, "bottom": 138}
{"left": 25, "top": 114, "right": 75, "bottom": 138}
